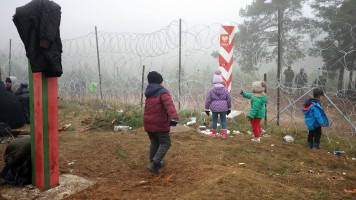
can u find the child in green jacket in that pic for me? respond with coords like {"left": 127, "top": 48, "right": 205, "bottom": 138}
{"left": 240, "top": 81, "right": 267, "bottom": 142}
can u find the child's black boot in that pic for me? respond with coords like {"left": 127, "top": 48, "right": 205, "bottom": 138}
{"left": 307, "top": 142, "right": 313, "bottom": 149}
{"left": 148, "top": 160, "right": 161, "bottom": 174}
{"left": 313, "top": 143, "right": 322, "bottom": 149}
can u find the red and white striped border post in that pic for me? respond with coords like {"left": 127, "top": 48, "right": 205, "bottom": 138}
{"left": 218, "top": 24, "right": 235, "bottom": 92}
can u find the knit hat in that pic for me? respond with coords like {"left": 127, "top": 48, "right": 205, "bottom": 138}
{"left": 6, "top": 76, "right": 17, "bottom": 84}
{"left": 252, "top": 81, "right": 266, "bottom": 93}
{"left": 213, "top": 69, "right": 223, "bottom": 83}
{"left": 147, "top": 71, "right": 163, "bottom": 84}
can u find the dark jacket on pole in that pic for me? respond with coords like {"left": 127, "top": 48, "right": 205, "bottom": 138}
{"left": 13, "top": 0, "right": 63, "bottom": 77}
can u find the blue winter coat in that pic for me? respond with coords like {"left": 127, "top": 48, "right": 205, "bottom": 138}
{"left": 301, "top": 98, "right": 329, "bottom": 130}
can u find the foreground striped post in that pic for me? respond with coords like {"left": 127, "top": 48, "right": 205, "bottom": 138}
{"left": 218, "top": 24, "right": 235, "bottom": 92}
{"left": 29, "top": 63, "right": 59, "bottom": 189}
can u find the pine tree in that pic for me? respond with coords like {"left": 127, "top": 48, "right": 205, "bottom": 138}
{"left": 310, "top": 0, "right": 356, "bottom": 92}
{"left": 235, "top": 0, "right": 314, "bottom": 74}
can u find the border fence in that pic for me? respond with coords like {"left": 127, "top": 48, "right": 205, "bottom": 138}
{"left": 0, "top": 19, "right": 355, "bottom": 148}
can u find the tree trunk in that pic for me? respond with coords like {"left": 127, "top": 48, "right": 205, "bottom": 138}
{"left": 337, "top": 67, "right": 344, "bottom": 92}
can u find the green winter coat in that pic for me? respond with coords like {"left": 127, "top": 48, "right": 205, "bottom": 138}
{"left": 242, "top": 92, "right": 267, "bottom": 119}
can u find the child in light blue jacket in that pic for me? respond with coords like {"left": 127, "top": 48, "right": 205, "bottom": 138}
{"left": 302, "top": 88, "right": 329, "bottom": 149}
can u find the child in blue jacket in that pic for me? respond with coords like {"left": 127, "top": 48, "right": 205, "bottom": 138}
{"left": 302, "top": 88, "right": 329, "bottom": 149}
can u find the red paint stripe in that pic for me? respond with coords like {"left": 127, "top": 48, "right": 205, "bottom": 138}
{"left": 33, "top": 72, "right": 44, "bottom": 189}
{"left": 219, "top": 55, "right": 234, "bottom": 72}
{"left": 222, "top": 74, "right": 232, "bottom": 89}
{"left": 222, "top": 26, "right": 234, "bottom": 36}
{"left": 47, "top": 78, "right": 59, "bottom": 186}
{"left": 222, "top": 38, "right": 234, "bottom": 53}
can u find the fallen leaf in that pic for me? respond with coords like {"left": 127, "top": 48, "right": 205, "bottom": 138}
{"left": 344, "top": 189, "right": 356, "bottom": 194}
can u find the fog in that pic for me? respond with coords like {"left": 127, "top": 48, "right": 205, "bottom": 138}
{"left": 0, "top": 0, "right": 253, "bottom": 48}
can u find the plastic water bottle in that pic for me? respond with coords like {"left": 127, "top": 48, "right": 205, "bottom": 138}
{"left": 114, "top": 126, "right": 132, "bottom": 131}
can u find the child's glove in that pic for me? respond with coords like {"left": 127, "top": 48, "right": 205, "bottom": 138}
{"left": 205, "top": 111, "right": 210, "bottom": 116}
{"left": 240, "top": 90, "right": 244, "bottom": 95}
{"left": 170, "top": 118, "right": 178, "bottom": 126}
{"left": 227, "top": 110, "right": 231, "bottom": 116}
{"left": 246, "top": 116, "right": 253, "bottom": 122}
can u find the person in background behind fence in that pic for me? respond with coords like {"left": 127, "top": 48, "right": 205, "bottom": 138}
{"left": 204, "top": 69, "right": 231, "bottom": 139}
{"left": 295, "top": 68, "right": 308, "bottom": 95}
{"left": 283, "top": 66, "right": 295, "bottom": 92}
{"left": 240, "top": 81, "right": 267, "bottom": 142}
{"left": 302, "top": 88, "right": 329, "bottom": 149}
{"left": 144, "top": 71, "right": 178, "bottom": 175}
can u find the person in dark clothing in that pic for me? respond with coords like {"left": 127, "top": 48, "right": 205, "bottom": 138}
{"left": 0, "top": 136, "right": 32, "bottom": 186}
{"left": 5, "top": 76, "right": 17, "bottom": 93}
{"left": 144, "top": 71, "right": 179, "bottom": 174}
{"left": 302, "top": 88, "right": 329, "bottom": 149}
{"left": 11, "top": 82, "right": 30, "bottom": 124}
{"left": 0, "top": 81, "right": 26, "bottom": 130}
{"left": 283, "top": 66, "right": 295, "bottom": 91}
{"left": 13, "top": 0, "right": 63, "bottom": 77}
{"left": 295, "top": 68, "right": 308, "bottom": 95}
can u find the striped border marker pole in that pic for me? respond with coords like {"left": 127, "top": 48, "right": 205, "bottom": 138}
{"left": 218, "top": 24, "right": 235, "bottom": 92}
{"left": 29, "top": 62, "right": 59, "bottom": 189}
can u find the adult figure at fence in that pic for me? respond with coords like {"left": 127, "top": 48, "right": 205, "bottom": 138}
{"left": 0, "top": 81, "right": 26, "bottom": 131}
{"left": 11, "top": 82, "right": 30, "bottom": 124}
{"left": 283, "top": 66, "right": 295, "bottom": 92}
{"left": 5, "top": 76, "right": 17, "bottom": 93}
{"left": 295, "top": 68, "right": 308, "bottom": 95}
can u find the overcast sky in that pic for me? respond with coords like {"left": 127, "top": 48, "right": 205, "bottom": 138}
{"left": 0, "top": 0, "right": 253, "bottom": 48}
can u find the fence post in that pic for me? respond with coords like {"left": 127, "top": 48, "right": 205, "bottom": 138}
{"left": 8, "top": 39, "right": 12, "bottom": 76}
{"left": 95, "top": 26, "right": 103, "bottom": 101}
{"left": 264, "top": 74, "right": 267, "bottom": 126}
{"left": 178, "top": 18, "right": 182, "bottom": 110}
{"left": 277, "top": 8, "right": 281, "bottom": 126}
{"left": 316, "top": 67, "right": 320, "bottom": 88}
{"left": 141, "top": 65, "right": 145, "bottom": 110}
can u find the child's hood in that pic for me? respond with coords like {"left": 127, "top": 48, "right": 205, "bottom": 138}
{"left": 211, "top": 84, "right": 227, "bottom": 96}
{"left": 145, "top": 83, "right": 168, "bottom": 98}
{"left": 253, "top": 93, "right": 267, "bottom": 103}
{"left": 302, "top": 98, "right": 320, "bottom": 114}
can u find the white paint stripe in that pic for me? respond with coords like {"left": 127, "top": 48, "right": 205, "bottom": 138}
{"left": 219, "top": 47, "right": 233, "bottom": 61}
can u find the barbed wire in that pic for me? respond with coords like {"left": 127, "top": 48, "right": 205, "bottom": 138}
{"left": 0, "top": 19, "right": 355, "bottom": 149}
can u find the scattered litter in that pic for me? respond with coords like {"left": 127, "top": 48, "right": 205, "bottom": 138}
{"left": 352, "top": 158, "right": 356, "bottom": 161}
{"left": 270, "top": 144, "right": 275, "bottom": 147}
{"left": 186, "top": 117, "right": 196, "bottom": 126}
{"left": 217, "top": 123, "right": 220, "bottom": 127}
{"left": 238, "top": 163, "right": 245, "bottom": 165}
{"left": 117, "top": 110, "right": 124, "bottom": 114}
{"left": 342, "top": 172, "right": 347, "bottom": 176}
{"left": 334, "top": 151, "right": 345, "bottom": 156}
{"left": 114, "top": 126, "right": 132, "bottom": 131}
{"left": 64, "top": 124, "right": 72, "bottom": 129}
{"left": 263, "top": 134, "right": 270, "bottom": 137}
{"left": 284, "top": 135, "right": 294, "bottom": 143}
{"left": 308, "top": 170, "right": 313, "bottom": 173}
{"left": 344, "top": 189, "right": 356, "bottom": 194}
{"left": 67, "top": 161, "right": 75, "bottom": 166}
{"left": 197, "top": 126, "right": 206, "bottom": 132}
{"left": 247, "top": 131, "right": 253, "bottom": 135}
{"left": 226, "top": 110, "right": 244, "bottom": 119}
{"left": 200, "top": 130, "right": 212, "bottom": 135}
{"left": 232, "top": 130, "right": 242, "bottom": 135}
{"left": 90, "top": 82, "right": 97, "bottom": 93}
{"left": 227, "top": 130, "right": 230, "bottom": 134}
